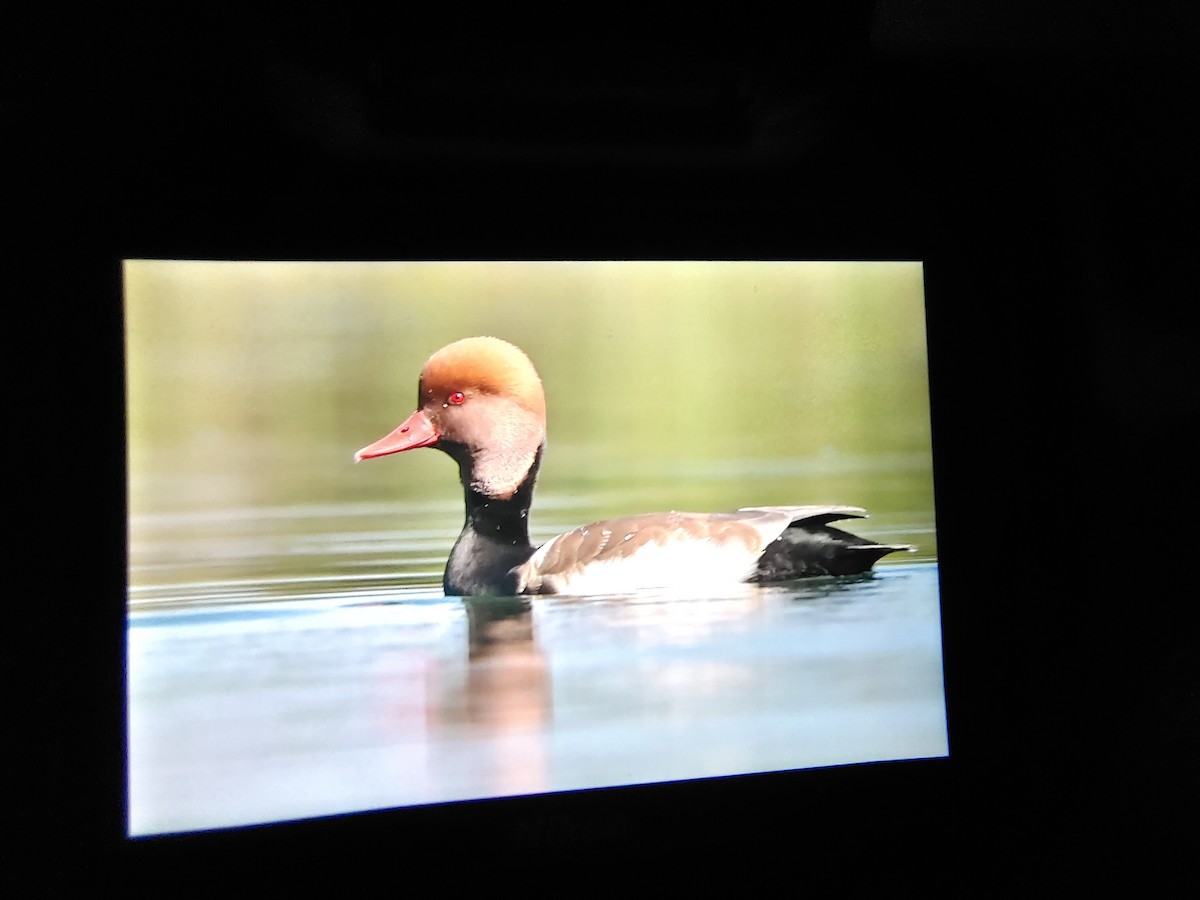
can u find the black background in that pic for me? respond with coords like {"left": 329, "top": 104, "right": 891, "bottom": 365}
{"left": 12, "top": 2, "right": 1197, "bottom": 890}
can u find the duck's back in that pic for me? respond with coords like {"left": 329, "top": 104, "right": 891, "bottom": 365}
{"left": 511, "top": 505, "right": 905, "bottom": 595}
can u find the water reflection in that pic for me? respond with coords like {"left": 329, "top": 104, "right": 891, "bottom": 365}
{"left": 128, "top": 565, "right": 945, "bottom": 836}
{"left": 445, "top": 597, "right": 552, "bottom": 730}
{"left": 422, "top": 597, "right": 553, "bottom": 797}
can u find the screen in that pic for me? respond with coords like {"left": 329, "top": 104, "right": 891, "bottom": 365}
{"left": 124, "top": 260, "right": 945, "bottom": 837}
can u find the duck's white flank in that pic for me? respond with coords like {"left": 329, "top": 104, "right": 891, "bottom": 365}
{"left": 513, "top": 506, "right": 866, "bottom": 595}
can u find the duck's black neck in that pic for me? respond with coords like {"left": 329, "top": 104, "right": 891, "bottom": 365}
{"left": 443, "top": 444, "right": 543, "bottom": 596}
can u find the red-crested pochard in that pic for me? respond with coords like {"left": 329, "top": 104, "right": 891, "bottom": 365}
{"left": 355, "top": 336, "right": 915, "bottom": 597}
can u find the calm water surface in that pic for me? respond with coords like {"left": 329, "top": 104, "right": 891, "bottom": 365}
{"left": 128, "top": 501, "right": 944, "bottom": 836}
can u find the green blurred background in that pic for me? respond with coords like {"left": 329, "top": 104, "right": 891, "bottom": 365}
{"left": 126, "top": 261, "right": 935, "bottom": 592}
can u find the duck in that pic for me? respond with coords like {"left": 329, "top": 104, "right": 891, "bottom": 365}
{"left": 355, "top": 336, "right": 915, "bottom": 597}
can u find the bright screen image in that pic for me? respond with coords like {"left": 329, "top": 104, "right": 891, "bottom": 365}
{"left": 125, "top": 260, "right": 945, "bottom": 836}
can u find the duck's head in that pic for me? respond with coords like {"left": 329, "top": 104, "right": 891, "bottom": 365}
{"left": 354, "top": 336, "right": 547, "bottom": 499}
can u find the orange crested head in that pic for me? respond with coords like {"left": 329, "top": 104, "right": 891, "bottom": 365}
{"left": 418, "top": 336, "right": 546, "bottom": 417}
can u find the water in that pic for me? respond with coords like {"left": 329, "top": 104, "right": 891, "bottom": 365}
{"left": 127, "top": 562, "right": 945, "bottom": 837}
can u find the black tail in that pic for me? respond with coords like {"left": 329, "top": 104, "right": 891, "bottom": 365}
{"left": 750, "top": 521, "right": 915, "bottom": 581}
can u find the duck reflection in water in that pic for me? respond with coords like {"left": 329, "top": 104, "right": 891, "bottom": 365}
{"left": 427, "top": 596, "right": 551, "bottom": 733}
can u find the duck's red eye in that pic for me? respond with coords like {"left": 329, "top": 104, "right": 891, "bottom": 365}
{"left": 448, "top": 391, "right": 466, "bottom": 405}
